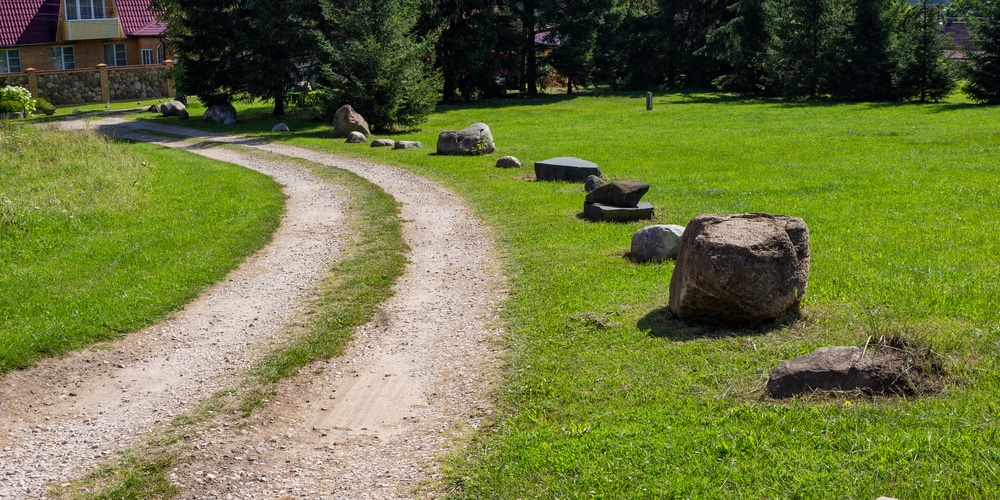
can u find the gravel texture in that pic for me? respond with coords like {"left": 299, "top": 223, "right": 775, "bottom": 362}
{"left": 0, "top": 117, "right": 507, "bottom": 499}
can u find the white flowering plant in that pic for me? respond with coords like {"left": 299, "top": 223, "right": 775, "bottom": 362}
{"left": 0, "top": 86, "right": 37, "bottom": 116}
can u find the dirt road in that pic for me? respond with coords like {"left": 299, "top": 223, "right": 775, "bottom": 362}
{"left": 0, "top": 118, "right": 506, "bottom": 499}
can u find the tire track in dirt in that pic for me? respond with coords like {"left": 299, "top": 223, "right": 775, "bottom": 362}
{"left": 1, "top": 117, "right": 507, "bottom": 499}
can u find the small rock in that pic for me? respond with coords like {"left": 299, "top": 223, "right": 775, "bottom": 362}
{"left": 346, "top": 131, "right": 367, "bottom": 143}
{"left": 272, "top": 123, "right": 290, "bottom": 132}
{"left": 495, "top": 156, "right": 521, "bottom": 168}
{"left": 393, "top": 141, "right": 422, "bottom": 150}
{"left": 178, "top": 109, "right": 189, "bottom": 120}
{"left": 584, "top": 175, "right": 606, "bottom": 192}
{"left": 223, "top": 117, "right": 236, "bottom": 126}
{"left": 370, "top": 139, "right": 395, "bottom": 148}
{"left": 630, "top": 225, "right": 684, "bottom": 262}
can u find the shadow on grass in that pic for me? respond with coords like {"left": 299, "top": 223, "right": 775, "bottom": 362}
{"left": 638, "top": 306, "right": 793, "bottom": 341}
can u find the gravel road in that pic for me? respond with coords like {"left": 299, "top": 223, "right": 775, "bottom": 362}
{"left": 0, "top": 117, "right": 507, "bottom": 499}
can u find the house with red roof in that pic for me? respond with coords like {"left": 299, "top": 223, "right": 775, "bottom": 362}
{"left": 1, "top": 0, "right": 169, "bottom": 73}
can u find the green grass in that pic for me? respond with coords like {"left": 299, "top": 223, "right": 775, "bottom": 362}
{"left": 133, "top": 92, "right": 1000, "bottom": 498}
{"left": 0, "top": 124, "right": 284, "bottom": 373}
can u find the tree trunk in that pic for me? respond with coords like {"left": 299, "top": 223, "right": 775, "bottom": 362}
{"left": 523, "top": 0, "right": 538, "bottom": 95}
{"left": 273, "top": 89, "right": 286, "bottom": 116}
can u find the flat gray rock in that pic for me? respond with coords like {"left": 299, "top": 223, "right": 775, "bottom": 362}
{"left": 393, "top": 141, "right": 422, "bottom": 150}
{"left": 495, "top": 156, "right": 521, "bottom": 168}
{"left": 371, "top": 139, "right": 395, "bottom": 148}
{"left": 584, "top": 202, "right": 654, "bottom": 222}
{"left": 535, "top": 157, "right": 602, "bottom": 182}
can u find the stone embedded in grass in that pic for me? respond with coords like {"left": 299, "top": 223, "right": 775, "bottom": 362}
{"left": 583, "top": 202, "right": 654, "bottom": 222}
{"left": 346, "top": 131, "right": 367, "bottom": 144}
{"left": 393, "top": 141, "right": 422, "bottom": 150}
{"left": 437, "top": 123, "right": 496, "bottom": 156}
{"left": 767, "top": 338, "right": 944, "bottom": 398}
{"left": 147, "top": 104, "right": 160, "bottom": 113}
{"left": 534, "top": 157, "right": 602, "bottom": 182}
{"left": 584, "top": 175, "right": 606, "bottom": 193}
{"left": 495, "top": 156, "right": 522, "bottom": 168}
{"left": 631, "top": 224, "right": 684, "bottom": 262}
{"left": 669, "top": 213, "right": 810, "bottom": 326}
{"left": 371, "top": 139, "right": 395, "bottom": 148}
{"left": 272, "top": 123, "right": 290, "bottom": 132}
{"left": 333, "top": 104, "right": 371, "bottom": 138}
{"left": 159, "top": 100, "right": 185, "bottom": 117}
{"left": 585, "top": 180, "right": 650, "bottom": 207}
{"left": 202, "top": 102, "right": 237, "bottom": 124}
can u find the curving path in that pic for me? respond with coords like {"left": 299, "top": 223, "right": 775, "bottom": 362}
{"left": 0, "top": 117, "right": 507, "bottom": 499}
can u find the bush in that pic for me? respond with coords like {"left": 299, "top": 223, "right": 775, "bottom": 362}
{"left": 0, "top": 86, "right": 36, "bottom": 116}
{"left": 32, "top": 97, "right": 56, "bottom": 113}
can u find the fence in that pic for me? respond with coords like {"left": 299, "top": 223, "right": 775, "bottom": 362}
{"left": 4, "top": 60, "right": 175, "bottom": 106}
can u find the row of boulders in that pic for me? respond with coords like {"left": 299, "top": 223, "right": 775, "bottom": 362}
{"left": 153, "top": 99, "right": 237, "bottom": 125}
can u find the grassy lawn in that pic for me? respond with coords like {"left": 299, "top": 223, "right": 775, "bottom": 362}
{"left": 0, "top": 123, "right": 284, "bottom": 373}
{"left": 137, "top": 93, "right": 1000, "bottom": 498}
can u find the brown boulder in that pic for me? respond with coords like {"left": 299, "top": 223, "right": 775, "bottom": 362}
{"left": 668, "top": 213, "right": 810, "bottom": 326}
{"left": 332, "top": 104, "right": 371, "bottom": 138}
{"left": 585, "top": 181, "right": 650, "bottom": 207}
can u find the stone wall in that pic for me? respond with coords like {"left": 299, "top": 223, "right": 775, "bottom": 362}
{"left": 1, "top": 75, "right": 29, "bottom": 88}
{"left": 108, "top": 66, "right": 170, "bottom": 101}
{"left": 36, "top": 70, "right": 103, "bottom": 105}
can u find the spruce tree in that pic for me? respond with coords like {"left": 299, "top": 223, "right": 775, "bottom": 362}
{"left": 892, "top": 0, "right": 955, "bottom": 102}
{"left": 763, "top": 0, "right": 834, "bottom": 98}
{"left": 702, "top": 0, "right": 769, "bottom": 93}
{"left": 964, "top": 0, "right": 1000, "bottom": 103}
{"left": 830, "top": 0, "right": 895, "bottom": 101}
{"left": 315, "top": 0, "right": 441, "bottom": 131}
{"left": 151, "top": 0, "right": 317, "bottom": 115}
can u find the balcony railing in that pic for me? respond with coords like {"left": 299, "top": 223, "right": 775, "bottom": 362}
{"left": 64, "top": 18, "right": 123, "bottom": 41}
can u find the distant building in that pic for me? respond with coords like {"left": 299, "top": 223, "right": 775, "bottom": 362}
{"left": 944, "top": 20, "right": 973, "bottom": 60}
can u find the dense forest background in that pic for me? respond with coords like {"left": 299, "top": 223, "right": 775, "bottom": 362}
{"left": 151, "top": 0, "right": 1000, "bottom": 128}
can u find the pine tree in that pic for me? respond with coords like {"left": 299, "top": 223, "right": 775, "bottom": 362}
{"left": 892, "top": 0, "right": 955, "bottom": 102}
{"left": 763, "top": 0, "right": 835, "bottom": 98}
{"left": 538, "top": 0, "right": 620, "bottom": 93}
{"left": 702, "top": 0, "right": 769, "bottom": 92}
{"left": 315, "top": 0, "right": 441, "bottom": 131}
{"left": 964, "top": 0, "right": 1000, "bottom": 103}
{"left": 151, "top": 0, "right": 317, "bottom": 115}
{"left": 830, "top": 0, "right": 895, "bottom": 101}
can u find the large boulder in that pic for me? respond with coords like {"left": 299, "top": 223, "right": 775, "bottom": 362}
{"left": 585, "top": 181, "right": 650, "bottom": 207}
{"left": 631, "top": 225, "right": 684, "bottom": 262}
{"left": 159, "top": 100, "right": 186, "bottom": 117}
{"left": 202, "top": 102, "right": 237, "bottom": 124}
{"left": 668, "top": 213, "right": 810, "bottom": 326}
{"left": 767, "top": 342, "right": 942, "bottom": 398}
{"left": 333, "top": 104, "right": 371, "bottom": 138}
{"left": 436, "top": 123, "right": 496, "bottom": 155}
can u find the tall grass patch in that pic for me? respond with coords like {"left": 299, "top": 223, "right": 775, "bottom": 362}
{"left": 0, "top": 124, "right": 283, "bottom": 373}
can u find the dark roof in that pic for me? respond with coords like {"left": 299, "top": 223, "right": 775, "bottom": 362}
{"left": 944, "top": 20, "right": 973, "bottom": 52}
{"left": 0, "top": 0, "right": 60, "bottom": 47}
{"left": 0, "top": 0, "right": 164, "bottom": 47}
{"left": 116, "top": 0, "right": 166, "bottom": 37}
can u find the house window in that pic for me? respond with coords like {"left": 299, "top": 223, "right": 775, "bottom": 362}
{"left": 0, "top": 49, "right": 21, "bottom": 73}
{"left": 105, "top": 44, "right": 126, "bottom": 66}
{"left": 142, "top": 46, "right": 164, "bottom": 65}
{"left": 51, "top": 46, "right": 75, "bottom": 70}
{"left": 66, "top": 0, "right": 106, "bottom": 20}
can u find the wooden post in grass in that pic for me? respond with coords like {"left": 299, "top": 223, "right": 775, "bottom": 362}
{"left": 646, "top": 92, "right": 653, "bottom": 111}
